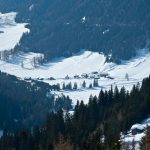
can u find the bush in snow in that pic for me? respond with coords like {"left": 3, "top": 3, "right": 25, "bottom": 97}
{"left": 125, "top": 73, "right": 129, "bottom": 81}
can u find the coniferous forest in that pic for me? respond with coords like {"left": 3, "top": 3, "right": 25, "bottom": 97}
{"left": 0, "top": 72, "right": 72, "bottom": 131}
{"left": 0, "top": 74, "right": 150, "bottom": 149}
{"left": 0, "top": 0, "right": 150, "bottom": 62}
{"left": 0, "top": 1, "right": 150, "bottom": 149}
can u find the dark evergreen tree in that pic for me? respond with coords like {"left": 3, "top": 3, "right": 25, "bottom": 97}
{"left": 140, "top": 126, "right": 150, "bottom": 150}
{"left": 93, "top": 79, "right": 99, "bottom": 87}
{"left": 62, "top": 83, "right": 66, "bottom": 90}
{"left": 82, "top": 80, "right": 86, "bottom": 88}
{"left": 1, "top": 75, "right": 150, "bottom": 149}
{"left": 73, "top": 82, "right": 78, "bottom": 90}
{"left": 89, "top": 83, "right": 93, "bottom": 89}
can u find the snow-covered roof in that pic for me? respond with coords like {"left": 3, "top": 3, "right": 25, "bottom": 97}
{"left": 131, "top": 124, "right": 145, "bottom": 131}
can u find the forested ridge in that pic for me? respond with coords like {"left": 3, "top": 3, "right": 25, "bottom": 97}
{"left": 0, "top": 0, "right": 150, "bottom": 62}
{"left": 0, "top": 72, "right": 72, "bottom": 131}
{"left": 1, "top": 75, "right": 150, "bottom": 149}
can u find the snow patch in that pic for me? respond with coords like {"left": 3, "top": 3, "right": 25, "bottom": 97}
{"left": 103, "top": 29, "right": 110, "bottom": 35}
{"left": 81, "top": 16, "right": 86, "bottom": 23}
{"left": 29, "top": 4, "right": 34, "bottom": 11}
{"left": 0, "top": 12, "right": 29, "bottom": 52}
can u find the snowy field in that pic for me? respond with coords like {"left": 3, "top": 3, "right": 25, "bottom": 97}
{"left": 0, "top": 12, "right": 150, "bottom": 105}
{"left": 0, "top": 12, "right": 29, "bottom": 51}
{"left": 0, "top": 49, "right": 149, "bottom": 104}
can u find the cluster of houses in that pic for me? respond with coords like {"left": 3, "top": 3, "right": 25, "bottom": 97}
{"left": 64, "top": 71, "right": 114, "bottom": 80}
{"left": 33, "top": 70, "right": 114, "bottom": 83}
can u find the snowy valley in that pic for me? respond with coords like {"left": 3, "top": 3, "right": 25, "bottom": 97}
{"left": 0, "top": 48, "right": 150, "bottom": 104}
{"left": 0, "top": 8, "right": 150, "bottom": 149}
{"left": 0, "top": 12, "right": 150, "bottom": 105}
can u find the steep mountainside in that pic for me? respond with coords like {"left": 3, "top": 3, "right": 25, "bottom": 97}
{"left": 0, "top": 0, "right": 150, "bottom": 61}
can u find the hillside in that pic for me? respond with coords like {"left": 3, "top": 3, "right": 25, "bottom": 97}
{"left": 0, "top": 2, "right": 150, "bottom": 149}
{"left": 0, "top": 12, "right": 29, "bottom": 52}
{"left": 1, "top": 75, "right": 150, "bottom": 149}
{"left": 0, "top": 48, "right": 150, "bottom": 104}
{"left": 0, "top": 0, "right": 150, "bottom": 61}
{"left": 0, "top": 12, "right": 150, "bottom": 105}
{"left": 0, "top": 72, "right": 72, "bottom": 131}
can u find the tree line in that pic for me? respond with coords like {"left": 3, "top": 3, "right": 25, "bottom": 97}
{"left": 62, "top": 79, "right": 99, "bottom": 91}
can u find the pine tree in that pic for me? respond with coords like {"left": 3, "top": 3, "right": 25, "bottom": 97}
{"left": 93, "top": 79, "right": 98, "bottom": 87}
{"left": 21, "top": 61, "right": 24, "bottom": 68}
{"left": 114, "top": 86, "right": 119, "bottom": 102}
{"left": 62, "top": 83, "right": 66, "bottom": 90}
{"left": 82, "top": 80, "right": 86, "bottom": 88}
{"left": 89, "top": 83, "right": 93, "bottom": 89}
{"left": 140, "top": 126, "right": 150, "bottom": 150}
{"left": 73, "top": 82, "right": 78, "bottom": 90}
{"left": 66, "top": 82, "right": 72, "bottom": 90}
{"left": 125, "top": 73, "right": 129, "bottom": 81}
{"left": 57, "top": 83, "right": 60, "bottom": 91}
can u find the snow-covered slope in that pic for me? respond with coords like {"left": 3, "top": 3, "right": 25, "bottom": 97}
{"left": 0, "top": 49, "right": 149, "bottom": 104}
{"left": 0, "top": 12, "right": 29, "bottom": 52}
{"left": 0, "top": 13, "right": 150, "bottom": 104}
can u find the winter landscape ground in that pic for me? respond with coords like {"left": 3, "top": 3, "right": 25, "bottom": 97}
{"left": 0, "top": 12, "right": 150, "bottom": 105}
{"left": 0, "top": 11, "right": 150, "bottom": 149}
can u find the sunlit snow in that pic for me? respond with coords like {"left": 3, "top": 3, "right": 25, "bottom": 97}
{"left": 0, "top": 12, "right": 150, "bottom": 105}
{"left": 0, "top": 12, "right": 29, "bottom": 52}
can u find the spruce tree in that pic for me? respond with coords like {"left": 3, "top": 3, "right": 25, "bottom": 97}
{"left": 73, "top": 82, "right": 78, "bottom": 90}
{"left": 140, "top": 126, "right": 150, "bottom": 150}
{"left": 82, "top": 80, "right": 86, "bottom": 88}
{"left": 93, "top": 79, "right": 98, "bottom": 87}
